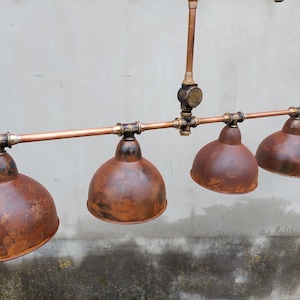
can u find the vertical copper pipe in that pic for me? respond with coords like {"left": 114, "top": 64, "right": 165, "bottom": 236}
{"left": 183, "top": 0, "right": 198, "bottom": 85}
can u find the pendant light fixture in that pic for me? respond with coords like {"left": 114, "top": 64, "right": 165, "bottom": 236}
{"left": 256, "top": 110, "right": 300, "bottom": 176}
{"left": 0, "top": 149, "right": 59, "bottom": 261}
{"left": 87, "top": 135, "right": 167, "bottom": 224}
{"left": 0, "top": 0, "right": 292, "bottom": 261}
{"left": 190, "top": 114, "right": 258, "bottom": 194}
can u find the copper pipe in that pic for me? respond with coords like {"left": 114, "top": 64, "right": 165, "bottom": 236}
{"left": 196, "top": 115, "right": 226, "bottom": 125}
{"left": 4, "top": 107, "right": 298, "bottom": 147}
{"left": 142, "top": 120, "right": 181, "bottom": 131}
{"left": 183, "top": 0, "right": 198, "bottom": 85}
{"left": 11, "top": 126, "right": 122, "bottom": 145}
{"left": 244, "top": 109, "right": 291, "bottom": 119}
{"left": 7, "top": 121, "right": 179, "bottom": 145}
{"left": 195, "top": 108, "right": 296, "bottom": 125}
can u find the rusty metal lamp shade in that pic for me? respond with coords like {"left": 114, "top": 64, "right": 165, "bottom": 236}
{"left": 87, "top": 136, "right": 167, "bottom": 224}
{"left": 256, "top": 117, "right": 300, "bottom": 176}
{"left": 190, "top": 125, "right": 258, "bottom": 194}
{"left": 0, "top": 151, "right": 59, "bottom": 261}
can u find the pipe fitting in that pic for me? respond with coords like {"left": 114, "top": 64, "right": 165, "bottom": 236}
{"left": 189, "top": 116, "right": 198, "bottom": 128}
{"left": 116, "top": 121, "right": 144, "bottom": 137}
{"left": 0, "top": 132, "right": 13, "bottom": 151}
{"left": 223, "top": 112, "right": 245, "bottom": 127}
{"left": 188, "top": 1, "right": 198, "bottom": 9}
{"left": 289, "top": 106, "right": 300, "bottom": 119}
{"left": 178, "top": 112, "right": 192, "bottom": 136}
{"left": 178, "top": 83, "right": 203, "bottom": 114}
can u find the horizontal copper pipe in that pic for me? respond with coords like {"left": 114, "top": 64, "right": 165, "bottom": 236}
{"left": 5, "top": 107, "right": 297, "bottom": 146}
{"left": 196, "top": 115, "right": 226, "bottom": 124}
{"left": 11, "top": 126, "right": 121, "bottom": 144}
{"left": 244, "top": 109, "right": 291, "bottom": 119}
{"left": 142, "top": 120, "right": 180, "bottom": 131}
{"left": 195, "top": 108, "right": 295, "bottom": 125}
{"left": 8, "top": 121, "right": 179, "bottom": 145}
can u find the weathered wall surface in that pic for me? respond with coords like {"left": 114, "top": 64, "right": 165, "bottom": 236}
{"left": 1, "top": 0, "right": 300, "bottom": 299}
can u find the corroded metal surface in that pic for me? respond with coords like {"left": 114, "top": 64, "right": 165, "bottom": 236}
{"left": 0, "top": 152, "right": 59, "bottom": 261}
{"left": 87, "top": 137, "right": 167, "bottom": 224}
{"left": 256, "top": 117, "right": 300, "bottom": 176}
{"left": 191, "top": 125, "right": 258, "bottom": 194}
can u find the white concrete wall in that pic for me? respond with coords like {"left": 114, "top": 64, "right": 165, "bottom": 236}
{"left": 3, "top": 1, "right": 300, "bottom": 298}
{"left": 0, "top": 0, "right": 299, "bottom": 247}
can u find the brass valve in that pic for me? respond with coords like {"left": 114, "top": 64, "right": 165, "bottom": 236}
{"left": 177, "top": 83, "right": 203, "bottom": 113}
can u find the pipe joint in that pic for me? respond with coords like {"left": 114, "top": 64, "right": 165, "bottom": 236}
{"left": 224, "top": 111, "right": 245, "bottom": 127}
{"left": 188, "top": 0, "right": 198, "bottom": 9}
{"left": 179, "top": 112, "right": 192, "bottom": 136}
{"left": 289, "top": 106, "right": 300, "bottom": 119}
{"left": 189, "top": 116, "right": 198, "bottom": 128}
{"left": 116, "top": 121, "right": 144, "bottom": 138}
{"left": 178, "top": 114, "right": 198, "bottom": 136}
{"left": 0, "top": 132, "right": 14, "bottom": 152}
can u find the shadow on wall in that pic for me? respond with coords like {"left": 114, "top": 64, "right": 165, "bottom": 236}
{"left": 1, "top": 197, "right": 300, "bottom": 299}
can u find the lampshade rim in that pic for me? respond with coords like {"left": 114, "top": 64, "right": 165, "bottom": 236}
{"left": 190, "top": 171, "right": 258, "bottom": 194}
{"left": 257, "top": 164, "right": 300, "bottom": 178}
{"left": 87, "top": 200, "right": 167, "bottom": 225}
{"left": 0, "top": 218, "right": 59, "bottom": 262}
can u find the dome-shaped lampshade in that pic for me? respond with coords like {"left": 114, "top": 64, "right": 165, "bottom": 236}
{"left": 0, "top": 151, "right": 59, "bottom": 261}
{"left": 191, "top": 125, "right": 258, "bottom": 194}
{"left": 256, "top": 117, "right": 300, "bottom": 176}
{"left": 87, "top": 137, "right": 167, "bottom": 224}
